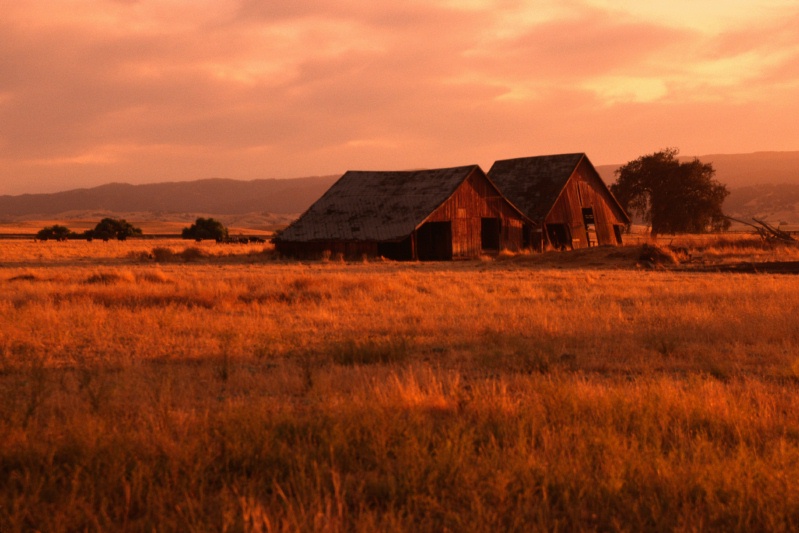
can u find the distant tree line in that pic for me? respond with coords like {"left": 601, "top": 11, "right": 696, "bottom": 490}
{"left": 35, "top": 217, "right": 239, "bottom": 242}
{"left": 36, "top": 218, "right": 142, "bottom": 241}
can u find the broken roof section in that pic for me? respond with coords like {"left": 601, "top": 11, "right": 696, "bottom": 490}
{"left": 275, "top": 165, "right": 487, "bottom": 243}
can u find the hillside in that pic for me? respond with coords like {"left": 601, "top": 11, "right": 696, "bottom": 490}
{"left": 723, "top": 184, "right": 799, "bottom": 223}
{"left": 3, "top": 151, "right": 799, "bottom": 225}
{"left": 0, "top": 176, "right": 339, "bottom": 217}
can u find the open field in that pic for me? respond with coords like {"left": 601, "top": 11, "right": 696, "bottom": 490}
{"left": 3, "top": 238, "right": 799, "bottom": 531}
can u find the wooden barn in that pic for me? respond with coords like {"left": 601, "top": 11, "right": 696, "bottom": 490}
{"left": 488, "top": 153, "right": 630, "bottom": 250}
{"left": 273, "top": 165, "right": 534, "bottom": 260}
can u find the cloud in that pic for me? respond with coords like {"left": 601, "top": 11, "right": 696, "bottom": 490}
{"left": 1, "top": 0, "right": 799, "bottom": 195}
{"left": 480, "top": 9, "right": 688, "bottom": 78}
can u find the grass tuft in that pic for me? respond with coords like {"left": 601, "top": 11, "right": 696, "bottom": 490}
{"left": 329, "top": 337, "right": 411, "bottom": 366}
{"left": 84, "top": 271, "right": 135, "bottom": 284}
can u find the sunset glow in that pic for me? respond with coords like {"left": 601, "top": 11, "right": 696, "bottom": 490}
{"left": 2, "top": 0, "right": 798, "bottom": 194}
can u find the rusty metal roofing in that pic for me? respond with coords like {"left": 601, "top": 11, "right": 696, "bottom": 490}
{"left": 275, "top": 165, "right": 482, "bottom": 242}
{"left": 488, "top": 153, "right": 586, "bottom": 221}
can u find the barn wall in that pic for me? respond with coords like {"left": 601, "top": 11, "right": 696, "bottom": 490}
{"left": 275, "top": 169, "right": 531, "bottom": 261}
{"left": 425, "top": 170, "right": 527, "bottom": 258}
{"left": 544, "top": 160, "right": 627, "bottom": 249}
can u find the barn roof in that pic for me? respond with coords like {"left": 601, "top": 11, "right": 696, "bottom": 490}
{"left": 488, "top": 153, "right": 629, "bottom": 223}
{"left": 488, "top": 153, "right": 587, "bottom": 221}
{"left": 275, "top": 165, "right": 484, "bottom": 243}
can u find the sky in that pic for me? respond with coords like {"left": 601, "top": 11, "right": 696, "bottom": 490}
{"left": 2, "top": 0, "right": 799, "bottom": 195}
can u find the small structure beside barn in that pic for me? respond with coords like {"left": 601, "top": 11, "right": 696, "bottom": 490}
{"left": 488, "top": 153, "right": 630, "bottom": 250}
{"left": 273, "top": 165, "right": 534, "bottom": 260}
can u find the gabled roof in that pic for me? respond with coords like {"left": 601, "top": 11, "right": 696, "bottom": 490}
{"left": 488, "top": 153, "right": 629, "bottom": 223}
{"left": 275, "top": 165, "right": 484, "bottom": 242}
{"left": 488, "top": 153, "right": 585, "bottom": 221}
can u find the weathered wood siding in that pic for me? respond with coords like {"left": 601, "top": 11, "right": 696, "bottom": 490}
{"left": 424, "top": 169, "right": 527, "bottom": 258}
{"left": 544, "top": 159, "right": 627, "bottom": 249}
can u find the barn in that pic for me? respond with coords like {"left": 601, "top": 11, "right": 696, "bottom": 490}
{"left": 273, "top": 165, "right": 534, "bottom": 260}
{"left": 488, "top": 153, "right": 630, "bottom": 250}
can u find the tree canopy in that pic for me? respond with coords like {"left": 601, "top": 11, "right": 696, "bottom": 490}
{"left": 182, "top": 217, "right": 229, "bottom": 241}
{"left": 610, "top": 148, "right": 730, "bottom": 237}
{"left": 90, "top": 218, "right": 143, "bottom": 241}
{"left": 36, "top": 224, "right": 72, "bottom": 241}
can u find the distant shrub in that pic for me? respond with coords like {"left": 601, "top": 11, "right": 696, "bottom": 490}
{"left": 182, "top": 218, "right": 228, "bottom": 241}
{"left": 151, "top": 247, "right": 176, "bottom": 262}
{"left": 180, "top": 247, "right": 207, "bottom": 261}
{"left": 35, "top": 225, "right": 72, "bottom": 241}
{"left": 88, "top": 218, "right": 143, "bottom": 241}
{"left": 638, "top": 243, "right": 680, "bottom": 266}
{"left": 147, "top": 247, "right": 207, "bottom": 263}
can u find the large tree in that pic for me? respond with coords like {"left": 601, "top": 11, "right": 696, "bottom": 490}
{"left": 36, "top": 224, "right": 72, "bottom": 241}
{"left": 90, "top": 218, "right": 143, "bottom": 241}
{"left": 611, "top": 148, "right": 730, "bottom": 237}
{"left": 182, "top": 217, "right": 229, "bottom": 241}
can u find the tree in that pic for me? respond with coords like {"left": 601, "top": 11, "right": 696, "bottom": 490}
{"left": 181, "top": 217, "right": 229, "bottom": 241}
{"left": 36, "top": 224, "right": 72, "bottom": 241}
{"left": 90, "top": 218, "right": 143, "bottom": 241}
{"left": 610, "top": 148, "right": 730, "bottom": 237}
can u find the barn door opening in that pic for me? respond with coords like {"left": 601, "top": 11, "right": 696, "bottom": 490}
{"left": 481, "top": 217, "right": 501, "bottom": 252}
{"left": 582, "top": 207, "right": 597, "bottom": 247}
{"left": 613, "top": 225, "right": 624, "bottom": 245}
{"left": 416, "top": 222, "right": 452, "bottom": 260}
{"left": 525, "top": 225, "right": 543, "bottom": 252}
{"left": 378, "top": 236, "right": 413, "bottom": 261}
{"left": 546, "top": 224, "right": 572, "bottom": 250}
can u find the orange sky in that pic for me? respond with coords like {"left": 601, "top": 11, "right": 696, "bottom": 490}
{"left": 2, "top": 0, "right": 799, "bottom": 195}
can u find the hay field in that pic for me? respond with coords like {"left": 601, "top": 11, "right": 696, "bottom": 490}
{"left": 2, "top": 238, "right": 799, "bottom": 531}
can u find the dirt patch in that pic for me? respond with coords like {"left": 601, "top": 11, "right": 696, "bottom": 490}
{"left": 691, "top": 261, "right": 799, "bottom": 274}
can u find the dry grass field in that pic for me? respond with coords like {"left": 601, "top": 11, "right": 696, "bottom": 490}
{"left": 3, "top": 236, "right": 799, "bottom": 531}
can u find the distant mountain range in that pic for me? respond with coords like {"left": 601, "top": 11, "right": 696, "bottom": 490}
{"left": 0, "top": 176, "right": 339, "bottom": 218}
{"left": 2, "top": 151, "right": 799, "bottom": 223}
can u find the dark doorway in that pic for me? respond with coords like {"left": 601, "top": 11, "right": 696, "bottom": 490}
{"left": 417, "top": 222, "right": 452, "bottom": 260}
{"left": 525, "top": 225, "right": 543, "bottom": 252}
{"left": 481, "top": 218, "right": 501, "bottom": 251}
{"left": 546, "top": 224, "right": 572, "bottom": 250}
{"left": 582, "top": 207, "right": 596, "bottom": 247}
{"left": 378, "top": 236, "right": 413, "bottom": 261}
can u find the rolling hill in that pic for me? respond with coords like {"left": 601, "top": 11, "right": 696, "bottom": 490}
{"left": 2, "top": 151, "right": 799, "bottom": 225}
{"left": 0, "top": 176, "right": 339, "bottom": 217}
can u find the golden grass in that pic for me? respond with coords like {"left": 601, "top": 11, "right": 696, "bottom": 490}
{"left": 3, "top": 237, "right": 799, "bottom": 531}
